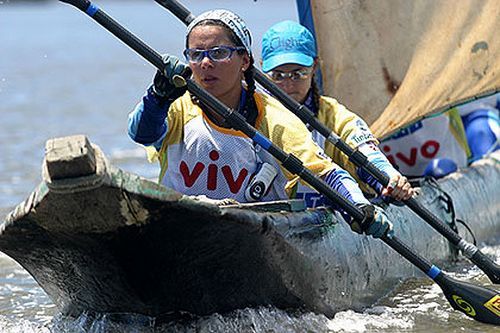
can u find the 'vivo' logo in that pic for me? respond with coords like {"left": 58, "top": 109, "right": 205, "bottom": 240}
{"left": 382, "top": 140, "right": 440, "bottom": 167}
{"left": 179, "top": 150, "right": 249, "bottom": 194}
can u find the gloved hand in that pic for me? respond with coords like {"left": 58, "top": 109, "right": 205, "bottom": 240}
{"left": 350, "top": 204, "right": 393, "bottom": 239}
{"left": 151, "top": 55, "right": 191, "bottom": 102}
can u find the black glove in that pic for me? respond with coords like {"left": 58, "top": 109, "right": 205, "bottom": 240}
{"left": 350, "top": 204, "right": 393, "bottom": 238}
{"left": 151, "top": 55, "right": 191, "bottom": 103}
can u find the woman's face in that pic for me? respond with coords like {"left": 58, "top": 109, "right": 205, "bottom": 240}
{"left": 187, "top": 25, "right": 250, "bottom": 108}
{"left": 268, "top": 63, "right": 314, "bottom": 104}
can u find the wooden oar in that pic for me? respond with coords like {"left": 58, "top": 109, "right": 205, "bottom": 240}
{"left": 153, "top": 0, "right": 500, "bottom": 285}
{"left": 59, "top": 0, "right": 500, "bottom": 325}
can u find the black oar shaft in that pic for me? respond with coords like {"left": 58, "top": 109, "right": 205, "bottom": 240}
{"left": 155, "top": 0, "right": 193, "bottom": 25}
{"left": 153, "top": 0, "right": 500, "bottom": 285}
{"left": 154, "top": 0, "right": 195, "bottom": 25}
{"left": 187, "top": 80, "right": 365, "bottom": 221}
{"left": 255, "top": 54, "right": 499, "bottom": 279}
{"left": 59, "top": 0, "right": 500, "bottom": 324}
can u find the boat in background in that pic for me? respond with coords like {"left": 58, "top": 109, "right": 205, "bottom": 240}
{"left": 0, "top": 135, "right": 498, "bottom": 318}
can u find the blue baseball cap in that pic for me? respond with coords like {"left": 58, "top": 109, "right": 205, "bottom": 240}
{"left": 261, "top": 20, "right": 317, "bottom": 72}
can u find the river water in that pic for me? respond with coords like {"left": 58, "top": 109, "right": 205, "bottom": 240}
{"left": 1, "top": 0, "right": 499, "bottom": 332}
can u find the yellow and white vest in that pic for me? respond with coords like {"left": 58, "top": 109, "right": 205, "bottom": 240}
{"left": 149, "top": 91, "right": 335, "bottom": 202}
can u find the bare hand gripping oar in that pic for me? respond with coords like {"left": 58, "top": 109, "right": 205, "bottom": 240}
{"left": 152, "top": 0, "right": 500, "bottom": 285}
{"left": 59, "top": 0, "right": 500, "bottom": 325}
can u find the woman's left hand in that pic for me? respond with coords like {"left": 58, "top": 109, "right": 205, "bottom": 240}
{"left": 381, "top": 174, "right": 414, "bottom": 201}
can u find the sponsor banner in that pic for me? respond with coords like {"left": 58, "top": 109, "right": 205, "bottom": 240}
{"left": 380, "top": 109, "right": 470, "bottom": 177}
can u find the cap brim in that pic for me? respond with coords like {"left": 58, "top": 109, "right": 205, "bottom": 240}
{"left": 262, "top": 53, "right": 314, "bottom": 72}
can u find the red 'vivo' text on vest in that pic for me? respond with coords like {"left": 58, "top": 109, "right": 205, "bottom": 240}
{"left": 179, "top": 150, "right": 249, "bottom": 194}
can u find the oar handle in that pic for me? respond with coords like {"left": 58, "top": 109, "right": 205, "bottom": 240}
{"left": 154, "top": 0, "right": 195, "bottom": 25}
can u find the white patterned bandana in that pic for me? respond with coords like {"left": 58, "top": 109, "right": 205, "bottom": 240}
{"left": 186, "top": 9, "right": 252, "bottom": 57}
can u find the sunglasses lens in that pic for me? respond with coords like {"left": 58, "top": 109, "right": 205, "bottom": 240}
{"left": 293, "top": 73, "right": 303, "bottom": 80}
{"left": 292, "top": 69, "right": 311, "bottom": 80}
{"left": 209, "top": 47, "right": 231, "bottom": 61}
{"left": 268, "top": 68, "right": 312, "bottom": 82}
{"left": 185, "top": 49, "right": 203, "bottom": 62}
{"left": 270, "top": 71, "right": 286, "bottom": 82}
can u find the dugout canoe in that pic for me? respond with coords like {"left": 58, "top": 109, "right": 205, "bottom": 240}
{"left": 0, "top": 134, "right": 498, "bottom": 318}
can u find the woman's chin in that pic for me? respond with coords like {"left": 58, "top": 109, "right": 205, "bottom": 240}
{"left": 201, "top": 85, "right": 222, "bottom": 97}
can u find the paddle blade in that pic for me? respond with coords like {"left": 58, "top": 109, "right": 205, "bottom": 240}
{"left": 435, "top": 273, "right": 500, "bottom": 325}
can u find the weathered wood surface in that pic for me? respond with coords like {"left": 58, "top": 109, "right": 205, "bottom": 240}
{"left": 45, "top": 135, "right": 96, "bottom": 180}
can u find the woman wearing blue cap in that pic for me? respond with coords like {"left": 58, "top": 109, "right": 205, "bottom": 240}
{"left": 261, "top": 20, "right": 414, "bottom": 203}
{"left": 128, "top": 10, "right": 393, "bottom": 238}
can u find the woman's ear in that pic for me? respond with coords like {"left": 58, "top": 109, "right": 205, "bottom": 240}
{"left": 241, "top": 53, "right": 251, "bottom": 72}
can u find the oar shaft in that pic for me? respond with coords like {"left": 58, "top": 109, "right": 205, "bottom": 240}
{"left": 187, "top": 80, "right": 366, "bottom": 221}
{"left": 153, "top": 0, "right": 500, "bottom": 284}
{"left": 154, "top": 0, "right": 195, "bottom": 25}
{"left": 406, "top": 196, "right": 500, "bottom": 282}
{"left": 253, "top": 32, "right": 500, "bottom": 284}
{"left": 382, "top": 234, "right": 439, "bottom": 278}
{"left": 62, "top": 1, "right": 362, "bottom": 221}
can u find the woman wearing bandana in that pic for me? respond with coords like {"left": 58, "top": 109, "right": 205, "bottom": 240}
{"left": 128, "top": 10, "right": 393, "bottom": 239}
{"left": 261, "top": 20, "right": 415, "bottom": 203}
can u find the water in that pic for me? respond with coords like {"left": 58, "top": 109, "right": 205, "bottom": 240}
{"left": 1, "top": 0, "right": 499, "bottom": 332}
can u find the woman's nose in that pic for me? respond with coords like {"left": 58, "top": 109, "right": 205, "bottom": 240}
{"left": 278, "top": 78, "right": 294, "bottom": 90}
{"left": 200, "top": 55, "right": 214, "bottom": 69}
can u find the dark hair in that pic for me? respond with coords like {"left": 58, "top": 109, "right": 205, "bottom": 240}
{"left": 311, "top": 73, "right": 321, "bottom": 110}
{"left": 187, "top": 20, "right": 257, "bottom": 124}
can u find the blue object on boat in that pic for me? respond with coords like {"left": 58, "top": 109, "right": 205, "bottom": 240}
{"left": 423, "top": 158, "right": 458, "bottom": 178}
{"left": 461, "top": 106, "right": 499, "bottom": 162}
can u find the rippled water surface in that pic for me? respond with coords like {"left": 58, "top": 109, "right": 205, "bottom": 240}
{"left": 1, "top": 1, "right": 499, "bottom": 332}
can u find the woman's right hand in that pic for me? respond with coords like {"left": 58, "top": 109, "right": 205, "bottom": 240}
{"left": 382, "top": 174, "right": 414, "bottom": 201}
{"left": 151, "top": 55, "right": 190, "bottom": 101}
{"left": 351, "top": 204, "right": 393, "bottom": 239}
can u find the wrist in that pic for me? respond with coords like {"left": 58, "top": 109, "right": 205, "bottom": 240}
{"left": 148, "top": 85, "right": 168, "bottom": 101}
{"left": 143, "top": 87, "right": 170, "bottom": 118}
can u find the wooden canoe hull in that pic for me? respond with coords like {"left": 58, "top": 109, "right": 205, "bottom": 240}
{"left": 1, "top": 135, "right": 498, "bottom": 318}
